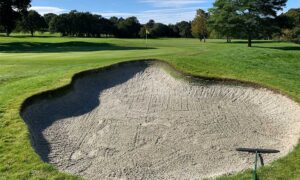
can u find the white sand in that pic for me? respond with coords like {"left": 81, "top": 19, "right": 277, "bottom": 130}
{"left": 22, "top": 61, "right": 300, "bottom": 179}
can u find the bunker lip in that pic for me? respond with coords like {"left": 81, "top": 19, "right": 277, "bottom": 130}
{"left": 20, "top": 60, "right": 300, "bottom": 179}
{"left": 20, "top": 59, "right": 299, "bottom": 112}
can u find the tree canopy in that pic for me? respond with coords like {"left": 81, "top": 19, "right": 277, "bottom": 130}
{"left": 209, "top": 0, "right": 242, "bottom": 42}
{"left": 281, "top": 8, "right": 300, "bottom": 41}
{"left": 176, "top": 21, "right": 192, "bottom": 38}
{"left": 0, "top": 0, "right": 31, "bottom": 36}
{"left": 116, "top": 17, "right": 141, "bottom": 38}
{"left": 44, "top": 13, "right": 57, "bottom": 28}
{"left": 21, "top": 10, "right": 47, "bottom": 36}
{"left": 192, "top": 9, "right": 209, "bottom": 42}
{"left": 209, "top": 0, "right": 287, "bottom": 47}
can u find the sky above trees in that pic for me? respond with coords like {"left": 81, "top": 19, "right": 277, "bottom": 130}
{"left": 30, "top": 0, "right": 299, "bottom": 24}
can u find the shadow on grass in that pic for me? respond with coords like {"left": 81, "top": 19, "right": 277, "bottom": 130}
{"left": 231, "top": 40, "right": 282, "bottom": 44}
{"left": 0, "top": 34, "right": 58, "bottom": 38}
{"left": 0, "top": 41, "right": 154, "bottom": 53}
{"left": 209, "top": 40, "right": 282, "bottom": 44}
{"left": 253, "top": 46, "right": 300, "bottom": 51}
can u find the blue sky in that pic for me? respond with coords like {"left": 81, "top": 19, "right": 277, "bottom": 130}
{"left": 30, "top": 0, "right": 299, "bottom": 24}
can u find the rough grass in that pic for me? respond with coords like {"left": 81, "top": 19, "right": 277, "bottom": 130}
{"left": 0, "top": 35, "right": 299, "bottom": 179}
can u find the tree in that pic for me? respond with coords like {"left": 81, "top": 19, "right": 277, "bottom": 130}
{"left": 140, "top": 20, "right": 179, "bottom": 38}
{"left": 44, "top": 13, "right": 57, "bottom": 29}
{"left": 168, "top": 24, "right": 180, "bottom": 37}
{"left": 282, "top": 8, "right": 300, "bottom": 41}
{"left": 176, "top": 21, "right": 192, "bottom": 38}
{"left": 285, "top": 9, "right": 300, "bottom": 23}
{"left": 116, "top": 17, "right": 141, "bottom": 38}
{"left": 236, "top": 0, "right": 287, "bottom": 47}
{"left": 139, "top": 20, "right": 156, "bottom": 38}
{"left": 209, "top": 0, "right": 242, "bottom": 42}
{"left": 192, "top": 9, "right": 209, "bottom": 42}
{"left": 151, "top": 23, "right": 170, "bottom": 38}
{"left": 0, "top": 0, "right": 31, "bottom": 36}
{"left": 99, "top": 17, "right": 115, "bottom": 37}
{"left": 139, "top": 26, "right": 147, "bottom": 38}
{"left": 21, "top": 10, "right": 46, "bottom": 36}
{"left": 49, "top": 14, "right": 71, "bottom": 36}
{"left": 209, "top": 0, "right": 287, "bottom": 47}
{"left": 49, "top": 11, "right": 118, "bottom": 37}
{"left": 146, "top": 20, "right": 155, "bottom": 29}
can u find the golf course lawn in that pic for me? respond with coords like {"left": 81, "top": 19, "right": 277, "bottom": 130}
{"left": 0, "top": 36, "right": 300, "bottom": 179}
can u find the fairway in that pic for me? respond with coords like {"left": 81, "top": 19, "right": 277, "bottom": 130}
{"left": 1, "top": 37, "right": 300, "bottom": 179}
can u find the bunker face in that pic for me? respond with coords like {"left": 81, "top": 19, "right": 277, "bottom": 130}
{"left": 22, "top": 61, "right": 300, "bottom": 179}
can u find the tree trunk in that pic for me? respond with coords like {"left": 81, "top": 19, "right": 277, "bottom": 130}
{"left": 6, "top": 28, "right": 10, "bottom": 37}
{"left": 31, "top": 30, "right": 34, "bottom": 37}
{"left": 248, "top": 32, "right": 252, "bottom": 47}
{"left": 226, "top": 36, "right": 232, "bottom": 43}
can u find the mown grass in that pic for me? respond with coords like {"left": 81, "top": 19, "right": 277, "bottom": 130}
{"left": 0, "top": 35, "right": 299, "bottom": 179}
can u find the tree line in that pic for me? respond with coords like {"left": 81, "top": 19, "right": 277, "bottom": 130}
{"left": 1, "top": 0, "right": 299, "bottom": 46}
{"left": 0, "top": 1, "right": 194, "bottom": 39}
{"left": 25, "top": 11, "right": 194, "bottom": 39}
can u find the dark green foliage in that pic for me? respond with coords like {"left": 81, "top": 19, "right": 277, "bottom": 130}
{"left": 167, "top": 24, "right": 180, "bottom": 38}
{"left": 43, "top": 13, "right": 57, "bottom": 28}
{"left": 49, "top": 14, "right": 70, "bottom": 36}
{"left": 21, "top": 10, "right": 47, "bottom": 36}
{"left": 209, "top": 0, "right": 287, "bottom": 47}
{"left": 0, "top": 0, "right": 297, "bottom": 42}
{"left": 139, "top": 20, "right": 191, "bottom": 38}
{"left": 48, "top": 12, "right": 139, "bottom": 38}
{"left": 176, "top": 21, "right": 192, "bottom": 38}
{"left": 150, "top": 23, "right": 170, "bottom": 38}
{"left": 0, "top": 0, "right": 31, "bottom": 36}
{"left": 209, "top": 0, "right": 243, "bottom": 42}
{"left": 49, "top": 11, "right": 109, "bottom": 37}
{"left": 280, "top": 8, "right": 300, "bottom": 41}
{"left": 115, "top": 17, "right": 141, "bottom": 38}
{"left": 99, "top": 18, "right": 115, "bottom": 37}
{"left": 139, "top": 20, "right": 155, "bottom": 38}
{"left": 236, "top": 0, "right": 287, "bottom": 47}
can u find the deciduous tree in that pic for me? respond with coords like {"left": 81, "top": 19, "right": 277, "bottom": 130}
{"left": 209, "top": 0, "right": 287, "bottom": 47}
{"left": 192, "top": 9, "right": 209, "bottom": 42}
{"left": 176, "top": 21, "right": 192, "bottom": 38}
{"left": 21, "top": 10, "right": 47, "bottom": 36}
{"left": 44, "top": 13, "right": 57, "bottom": 28}
{"left": 238, "top": 0, "right": 287, "bottom": 47}
{"left": 209, "top": 0, "right": 242, "bottom": 42}
{"left": 0, "top": 0, "right": 31, "bottom": 36}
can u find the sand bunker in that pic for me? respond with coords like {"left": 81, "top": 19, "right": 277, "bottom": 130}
{"left": 21, "top": 61, "right": 300, "bottom": 179}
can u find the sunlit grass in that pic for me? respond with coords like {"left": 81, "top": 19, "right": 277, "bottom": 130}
{"left": 0, "top": 35, "right": 299, "bottom": 179}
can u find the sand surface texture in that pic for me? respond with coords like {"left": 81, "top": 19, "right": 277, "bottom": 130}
{"left": 22, "top": 61, "right": 300, "bottom": 179}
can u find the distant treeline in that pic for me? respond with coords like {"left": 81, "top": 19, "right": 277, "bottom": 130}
{"left": 11, "top": 10, "right": 194, "bottom": 39}
{"left": 1, "top": 0, "right": 299, "bottom": 46}
{"left": 45, "top": 11, "right": 194, "bottom": 38}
